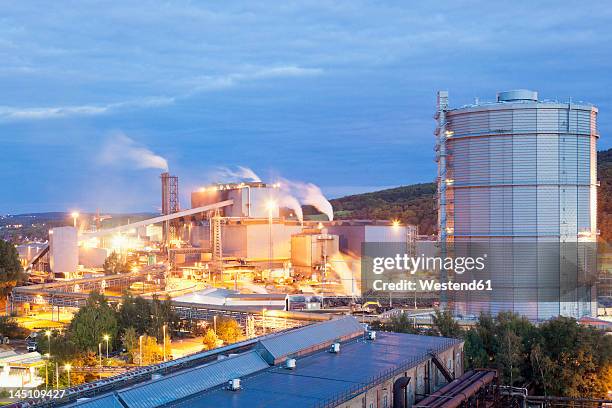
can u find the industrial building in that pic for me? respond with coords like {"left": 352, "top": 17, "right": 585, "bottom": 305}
{"left": 436, "top": 90, "right": 599, "bottom": 319}
{"left": 32, "top": 316, "right": 466, "bottom": 408}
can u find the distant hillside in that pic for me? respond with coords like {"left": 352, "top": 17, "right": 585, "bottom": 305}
{"left": 598, "top": 149, "right": 612, "bottom": 242}
{"left": 331, "top": 149, "right": 612, "bottom": 241}
{"left": 330, "top": 183, "right": 437, "bottom": 235}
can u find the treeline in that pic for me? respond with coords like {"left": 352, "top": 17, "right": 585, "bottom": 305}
{"left": 330, "top": 183, "right": 437, "bottom": 235}
{"left": 372, "top": 310, "right": 612, "bottom": 398}
{"left": 598, "top": 148, "right": 612, "bottom": 243}
{"left": 37, "top": 291, "right": 179, "bottom": 388}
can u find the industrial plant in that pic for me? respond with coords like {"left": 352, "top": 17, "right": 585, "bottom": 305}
{"left": 13, "top": 169, "right": 414, "bottom": 320}
{"left": 5, "top": 89, "right": 608, "bottom": 408}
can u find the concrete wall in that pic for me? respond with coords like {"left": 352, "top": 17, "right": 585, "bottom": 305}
{"left": 222, "top": 223, "right": 302, "bottom": 260}
{"left": 291, "top": 234, "right": 339, "bottom": 267}
{"left": 336, "top": 343, "right": 463, "bottom": 408}
{"left": 327, "top": 225, "right": 407, "bottom": 257}
{"left": 79, "top": 246, "right": 109, "bottom": 268}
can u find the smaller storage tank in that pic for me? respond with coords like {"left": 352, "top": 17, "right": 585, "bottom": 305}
{"left": 49, "top": 227, "right": 78, "bottom": 278}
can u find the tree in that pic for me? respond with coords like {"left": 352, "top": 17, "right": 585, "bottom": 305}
{"left": 0, "top": 240, "right": 24, "bottom": 297}
{"left": 118, "top": 294, "right": 152, "bottom": 335}
{"left": 432, "top": 309, "right": 463, "bottom": 338}
{"left": 68, "top": 292, "right": 118, "bottom": 352}
{"left": 202, "top": 329, "right": 220, "bottom": 350}
{"left": 102, "top": 252, "right": 130, "bottom": 275}
{"left": 126, "top": 334, "right": 167, "bottom": 365}
{"left": 496, "top": 329, "right": 524, "bottom": 386}
{"left": 215, "top": 317, "right": 243, "bottom": 344}
{"left": 463, "top": 329, "right": 489, "bottom": 370}
{"left": 0, "top": 316, "right": 28, "bottom": 339}
{"left": 149, "top": 295, "right": 179, "bottom": 342}
{"left": 386, "top": 312, "right": 419, "bottom": 334}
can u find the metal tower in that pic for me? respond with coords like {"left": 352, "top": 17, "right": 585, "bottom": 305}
{"left": 161, "top": 172, "right": 180, "bottom": 245}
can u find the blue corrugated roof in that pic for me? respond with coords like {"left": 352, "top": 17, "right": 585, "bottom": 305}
{"left": 257, "top": 316, "right": 364, "bottom": 363}
{"left": 68, "top": 393, "right": 125, "bottom": 408}
{"left": 117, "top": 350, "right": 268, "bottom": 408}
{"left": 169, "top": 332, "right": 461, "bottom": 408}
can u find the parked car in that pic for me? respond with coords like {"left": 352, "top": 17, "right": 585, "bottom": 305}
{"left": 26, "top": 340, "right": 37, "bottom": 352}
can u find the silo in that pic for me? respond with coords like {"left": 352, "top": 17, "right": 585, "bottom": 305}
{"left": 436, "top": 90, "right": 598, "bottom": 319}
{"left": 49, "top": 226, "right": 79, "bottom": 279}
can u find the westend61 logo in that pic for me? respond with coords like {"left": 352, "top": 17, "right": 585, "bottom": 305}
{"left": 368, "top": 253, "right": 492, "bottom": 293}
{"left": 361, "top": 242, "right": 495, "bottom": 295}
{"left": 372, "top": 254, "right": 487, "bottom": 275}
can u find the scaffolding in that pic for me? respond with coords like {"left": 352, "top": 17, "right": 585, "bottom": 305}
{"left": 161, "top": 172, "right": 180, "bottom": 245}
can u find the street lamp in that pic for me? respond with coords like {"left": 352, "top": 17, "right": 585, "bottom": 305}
{"left": 45, "top": 330, "right": 52, "bottom": 357}
{"left": 266, "top": 200, "right": 277, "bottom": 271}
{"left": 162, "top": 325, "right": 167, "bottom": 363}
{"left": 71, "top": 212, "right": 79, "bottom": 228}
{"left": 98, "top": 343, "right": 102, "bottom": 379}
{"left": 64, "top": 363, "right": 71, "bottom": 388}
{"left": 262, "top": 308, "right": 267, "bottom": 335}
{"left": 139, "top": 335, "right": 144, "bottom": 366}
{"left": 103, "top": 334, "right": 110, "bottom": 359}
{"left": 44, "top": 353, "right": 50, "bottom": 391}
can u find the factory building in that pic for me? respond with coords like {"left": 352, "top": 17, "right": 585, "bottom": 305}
{"left": 58, "top": 317, "right": 465, "bottom": 408}
{"left": 223, "top": 219, "right": 303, "bottom": 260}
{"left": 327, "top": 220, "right": 409, "bottom": 256}
{"left": 436, "top": 90, "right": 599, "bottom": 319}
{"left": 191, "top": 182, "right": 282, "bottom": 218}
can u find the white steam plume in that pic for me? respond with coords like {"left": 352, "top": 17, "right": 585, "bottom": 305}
{"left": 212, "top": 166, "right": 261, "bottom": 182}
{"left": 278, "top": 178, "right": 334, "bottom": 221}
{"left": 99, "top": 132, "right": 168, "bottom": 171}
{"left": 278, "top": 194, "right": 304, "bottom": 222}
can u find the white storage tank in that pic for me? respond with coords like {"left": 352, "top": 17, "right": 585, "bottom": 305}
{"left": 436, "top": 90, "right": 599, "bottom": 319}
{"left": 49, "top": 226, "right": 79, "bottom": 278}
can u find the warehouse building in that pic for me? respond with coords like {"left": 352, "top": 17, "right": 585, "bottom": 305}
{"left": 56, "top": 317, "right": 463, "bottom": 408}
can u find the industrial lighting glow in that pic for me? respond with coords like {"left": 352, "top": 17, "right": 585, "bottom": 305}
{"left": 446, "top": 227, "right": 454, "bottom": 234}
{"left": 266, "top": 200, "right": 278, "bottom": 212}
{"left": 103, "top": 334, "right": 110, "bottom": 341}
{"left": 64, "top": 363, "right": 72, "bottom": 371}
{"left": 392, "top": 220, "right": 401, "bottom": 228}
{"left": 445, "top": 130, "right": 454, "bottom": 137}
{"left": 445, "top": 179, "right": 454, "bottom": 185}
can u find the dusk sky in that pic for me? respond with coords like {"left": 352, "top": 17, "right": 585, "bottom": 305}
{"left": 2, "top": 1, "right": 611, "bottom": 213}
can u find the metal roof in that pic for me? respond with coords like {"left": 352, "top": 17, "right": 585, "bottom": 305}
{"left": 68, "top": 394, "right": 124, "bottom": 408}
{"left": 169, "top": 332, "right": 461, "bottom": 408}
{"left": 117, "top": 350, "right": 268, "bottom": 408}
{"left": 257, "top": 316, "right": 364, "bottom": 363}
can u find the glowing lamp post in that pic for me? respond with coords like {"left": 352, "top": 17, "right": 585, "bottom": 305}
{"left": 98, "top": 343, "right": 102, "bottom": 379}
{"left": 266, "top": 200, "right": 277, "bottom": 272}
{"left": 64, "top": 363, "right": 72, "bottom": 388}
{"left": 162, "top": 324, "right": 167, "bottom": 362}
{"left": 139, "top": 335, "right": 144, "bottom": 366}
{"left": 71, "top": 212, "right": 79, "bottom": 228}
{"left": 103, "top": 334, "right": 110, "bottom": 359}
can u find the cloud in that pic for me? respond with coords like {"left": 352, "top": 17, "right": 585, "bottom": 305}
{"left": 0, "top": 65, "right": 322, "bottom": 122}
{"left": 0, "top": 97, "right": 175, "bottom": 122}
{"left": 98, "top": 132, "right": 169, "bottom": 171}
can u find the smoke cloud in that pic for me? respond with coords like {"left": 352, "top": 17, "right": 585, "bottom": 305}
{"left": 278, "top": 194, "right": 304, "bottom": 222}
{"left": 99, "top": 132, "right": 169, "bottom": 171}
{"left": 212, "top": 166, "right": 261, "bottom": 182}
{"left": 278, "top": 178, "right": 334, "bottom": 221}
{"left": 206, "top": 166, "right": 333, "bottom": 222}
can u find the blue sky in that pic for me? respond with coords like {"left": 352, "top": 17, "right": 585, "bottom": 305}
{"left": 1, "top": 1, "right": 611, "bottom": 213}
